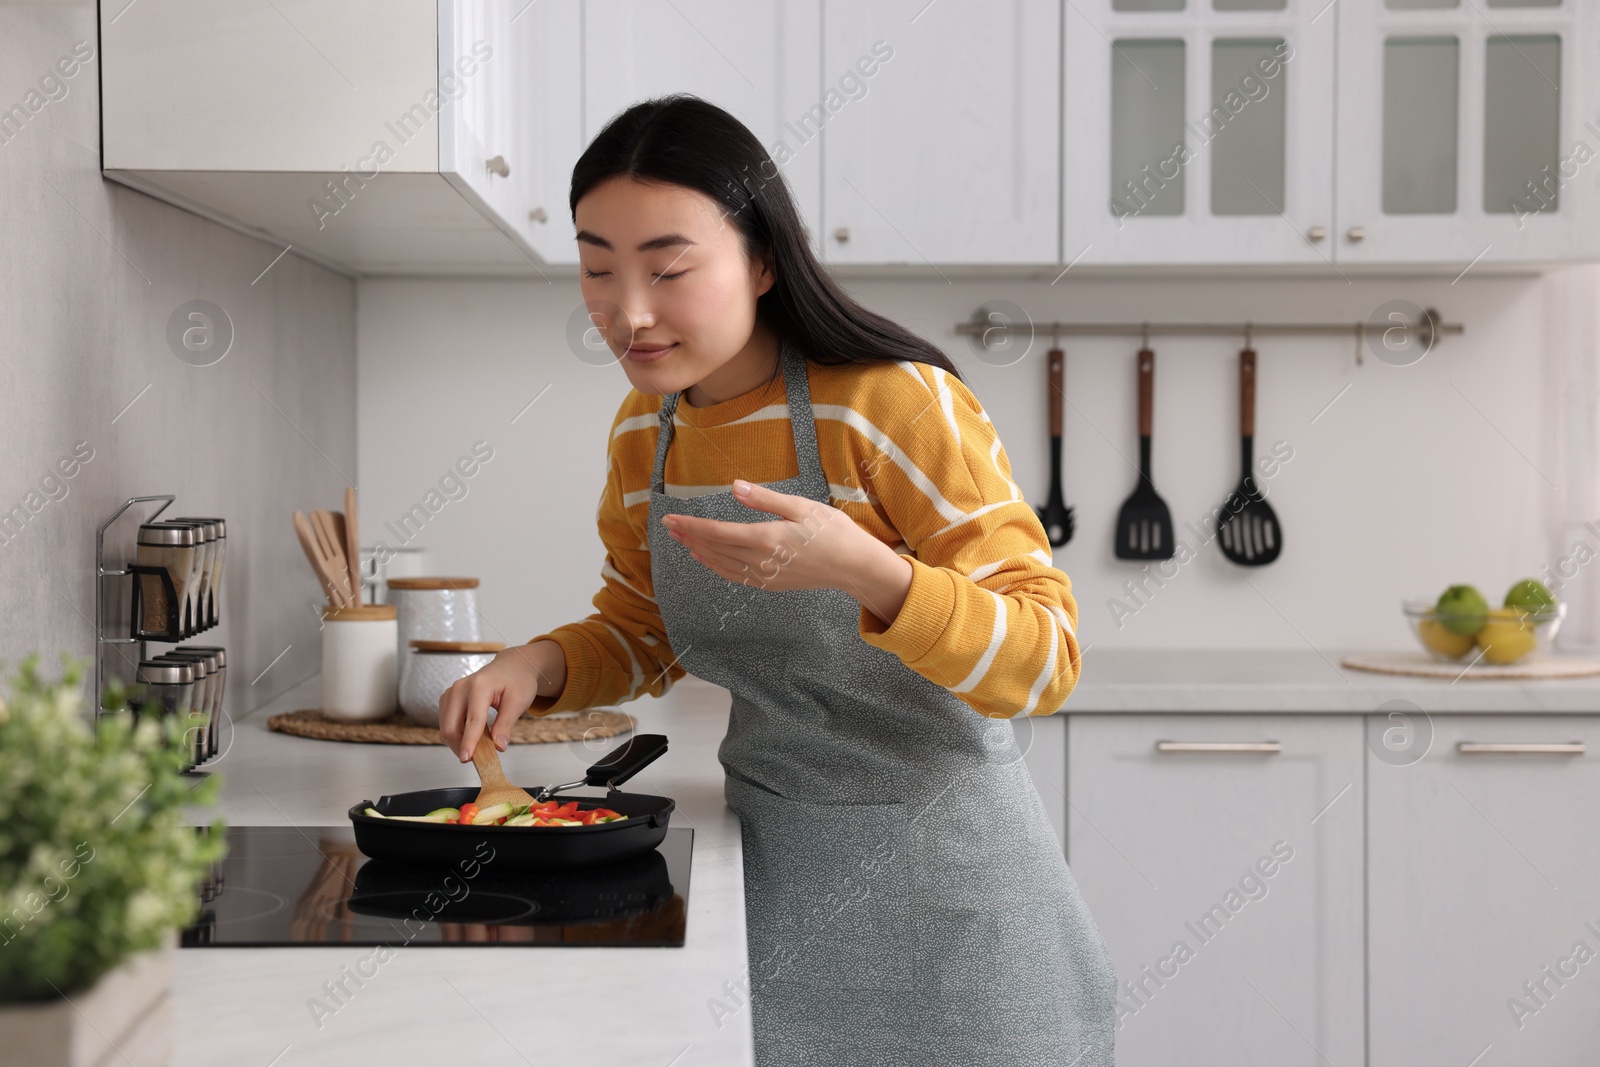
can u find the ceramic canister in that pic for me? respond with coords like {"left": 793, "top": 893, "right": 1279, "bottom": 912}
{"left": 321, "top": 604, "right": 398, "bottom": 721}
{"left": 386, "top": 577, "right": 482, "bottom": 681}
{"left": 398, "top": 640, "right": 505, "bottom": 727}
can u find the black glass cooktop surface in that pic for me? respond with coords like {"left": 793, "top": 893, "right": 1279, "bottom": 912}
{"left": 181, "top": 825, "right": 690, "bottom": 947}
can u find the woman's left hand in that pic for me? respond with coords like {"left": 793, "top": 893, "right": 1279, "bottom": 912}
{"left": 661, "top": 478, "right": 914, "bottom": 624}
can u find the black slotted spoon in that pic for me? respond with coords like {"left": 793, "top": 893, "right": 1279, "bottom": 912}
{"left": 1114, "top": 347, "right": 1175, "bottom": 561}
{"left": 1218, "top": 347, "right": 1283, "bottom": 566}
{"left": 1035, "top": 346, "right": 1074, "bottom": 546}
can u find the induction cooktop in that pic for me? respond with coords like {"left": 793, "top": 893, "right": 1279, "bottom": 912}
{"left": 180, "top": 825, "right": 691, "bottom": 947}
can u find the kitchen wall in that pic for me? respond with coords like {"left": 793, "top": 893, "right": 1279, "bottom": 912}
{"left": 359, "top": 265, "right": 1600, "bottom": 658}
{"left": 0, "top": 8, "right": 356, "bottom": 719}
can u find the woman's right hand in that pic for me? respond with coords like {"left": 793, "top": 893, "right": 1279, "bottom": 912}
{"left": 438, "top": 640, "right": 566, "bottom": 762}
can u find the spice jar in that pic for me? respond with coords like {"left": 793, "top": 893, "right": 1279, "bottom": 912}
{"left": 173, "top": 517, "right": 226, "bottom": 628}
{"left": 322, "top": 604, "right": 398, "bottom": 722}
{"left": 135, "top": 659, "right": 194, "bottom": 728}
{"left": 134, "top": 523, "right": 197, "bottom": 640}
{"left": 386, "top": 577, "right": 482, "bottom": 679}
{"left": 398, "top": 640, "right": 505, "bottom": 727}
{"left": 183, "top": 645, "right": 227, "bottom": 759}
{"left": 156, "top": 650, "right": 213, "bottom": 765}
{"left": 151, "top": 520, "right": 210, "bottom": 635}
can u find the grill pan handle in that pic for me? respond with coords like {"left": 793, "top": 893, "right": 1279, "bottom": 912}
{"left": 586, "top": 734, "right": 668, "bottom": 789}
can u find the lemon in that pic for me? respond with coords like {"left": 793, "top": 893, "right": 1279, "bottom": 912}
{"left": 1418, "top": 617, "right": 1475, "bottom": 658}
{"left": 1477, "top": 608, "right": 1538, "bottom": 665}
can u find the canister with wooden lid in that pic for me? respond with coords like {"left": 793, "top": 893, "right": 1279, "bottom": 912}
{"left": 385, "top": 577, "right": 483, "bottom": 671}
{"left": 321, "top": 604, "right": 398, "bottom": 722}
{"left": 398, "top": 639, "right": 506, "bottom": 727}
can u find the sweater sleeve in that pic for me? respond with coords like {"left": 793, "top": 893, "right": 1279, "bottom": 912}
{"left": 524, "top": 407, "right": 687, "bottom": 714}
{"left": 844, "top": 362, "right": 1081, "bottom": 718}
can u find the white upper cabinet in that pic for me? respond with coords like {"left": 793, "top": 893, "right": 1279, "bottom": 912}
{"left": 1335, "top": 0, "right": 1597, "bottom": 265}
{"left": 819, "top": 0, "right": 1062, "bottom": 266}
{"left": 442, "top": 1, "right": 585, "bottom": 266}
{"left": 581, "top": 0, "right": 823, "bottom": 255}
{"left": 100, "top": 0, "right": 582, "bottom": 276}
{"left": 1064, "top": 1, "right": 1338, "bottom": 265}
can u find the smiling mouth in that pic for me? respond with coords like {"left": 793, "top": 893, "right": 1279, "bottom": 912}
{"left": 624, "top": 342, "right": 676, "bottom": 363}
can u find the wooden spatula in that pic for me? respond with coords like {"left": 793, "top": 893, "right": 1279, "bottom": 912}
{"left": 470, "top": 733, "right": 537, "bottom": 810}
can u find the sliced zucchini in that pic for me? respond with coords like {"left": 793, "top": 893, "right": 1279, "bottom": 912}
{"left": 503, "top": 813, "right": 536, "bottom": 827}
{"left": 471, "top": 801, "right": 514, "bottom": 825}
{"left": 425, "top": 806, "right": 460, "bottom": 821}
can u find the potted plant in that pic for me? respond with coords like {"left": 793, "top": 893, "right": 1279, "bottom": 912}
{"left": 0, "top": 655, "right": 224, "bottom": 1066}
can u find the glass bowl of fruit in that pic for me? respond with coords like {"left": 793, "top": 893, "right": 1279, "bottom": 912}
{"left": 1404, "top": 580, "right": 1564, "bottom": 665}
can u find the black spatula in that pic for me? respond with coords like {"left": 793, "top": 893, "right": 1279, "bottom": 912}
{"left": 1035, "top": 346, "right": 1074, "bottom": 546}
{"left": 1114, "top": 348, "right": 1174, "bottom": 561}
{"left": 1218, "top": 347, "right": 1282, "bottom": 566}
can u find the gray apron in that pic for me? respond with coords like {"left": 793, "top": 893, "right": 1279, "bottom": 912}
{"left": 646, "top": 340, "right": 1116, "bottom": 1067}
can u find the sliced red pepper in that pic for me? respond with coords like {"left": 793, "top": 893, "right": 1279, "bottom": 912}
{"left": 457, "top": 802, "right": 479, "bottom": 825}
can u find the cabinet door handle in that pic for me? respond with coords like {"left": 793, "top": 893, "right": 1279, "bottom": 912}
{"left": 1457, "top": 742, "right": 1585, "bottom": 755}
{"left": 1346, "top": 226, "right": 1365, "bottom": 242}
{"left": 833, "top": 227, "right": 850, "bottom": 243}
{"left": 528, "top": 206, "right": 548, "bottom": 224}
{"left": 486, "top": 155, "right": 510, "bottom": 178}
{"left": 1307, "top": 225, "right": 1327, "bottom": 242}
{"left": 1155, "top": 741, "right": 1282, "bottom": 754}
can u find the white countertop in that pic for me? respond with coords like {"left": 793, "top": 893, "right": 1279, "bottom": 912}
{"left": 1066, "top": 649, "right": 1600, "bottom": 712}
{"left": 174, "top": 650, "right": 1598, "bottom": 1063}
{"left": 179, "top": 673, "right": 752, "bottom": 1067}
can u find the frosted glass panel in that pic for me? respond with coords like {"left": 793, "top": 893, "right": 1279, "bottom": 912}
{"left": 1215, "top": 0, "right": 1286, "bottom": 8}
{"left": 1386, "top": 0, "right": 1459, "bottom": 7}
{"left": 1110, "top": 40, "right": 1186, "bottom": 219}
{"left": 1484, "top": 36, "right": 1561, "bottom": 214}
{"left": 1382, "top": 38, "right": 1458, "bottom": 214}
{"left": 1114, "top": 0, "right": 1185, "bottom": 9}
{"left": 1210, "top": 39, "right": 1288, "bottom": 215}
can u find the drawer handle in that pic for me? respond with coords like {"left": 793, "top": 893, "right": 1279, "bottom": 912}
{"left": 1155, "top": 741, "right": 1281, "bottom": 754}
{"left": 1457, "top": 742, "right": 1585, "bottom": 755}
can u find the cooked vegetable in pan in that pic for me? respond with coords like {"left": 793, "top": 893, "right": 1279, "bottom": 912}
{"left": 361, "top": 799, "right": 627, "bottom": 827}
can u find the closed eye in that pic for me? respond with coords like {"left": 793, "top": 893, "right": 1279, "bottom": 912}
{"left": 654, "top": 270, "right": 689, "bottom": 281}
{"left": 582, "top": 268, "right": 611, "bottom": 279}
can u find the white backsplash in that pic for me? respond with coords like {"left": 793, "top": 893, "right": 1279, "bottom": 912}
{"left": 358, "top": 267, "right": 1600, "bottom": 657}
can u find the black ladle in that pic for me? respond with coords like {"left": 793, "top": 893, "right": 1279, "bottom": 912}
{"left": 1036, "top": 347, "right": 1074, "bottom": 546}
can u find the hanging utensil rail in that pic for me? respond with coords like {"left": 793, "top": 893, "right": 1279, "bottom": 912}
{"left": 956, "top": 307, "right": 1463, "bottom": 364}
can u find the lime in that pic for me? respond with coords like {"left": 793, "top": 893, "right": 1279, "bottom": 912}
{"left": 1435, "top": 585, "right": 1488, "bottom": 636}
{"left": 1505, "top": 578, "right": 1557, "bottom": 616}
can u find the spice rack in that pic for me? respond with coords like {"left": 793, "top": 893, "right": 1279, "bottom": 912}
{"left": 96, "top": 495, "right": 175, "bottom": 715}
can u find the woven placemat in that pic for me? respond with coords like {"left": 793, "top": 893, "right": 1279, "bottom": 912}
{"left": 267, "top": 708, "right": 636, "bottom": 744}
{"left": 1341, "top": 653, "right": 1600, "bottom": 680}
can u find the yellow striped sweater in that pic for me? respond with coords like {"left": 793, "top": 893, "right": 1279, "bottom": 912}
{"left": 526, "top": 356, "right": 1081, "bottom": 719}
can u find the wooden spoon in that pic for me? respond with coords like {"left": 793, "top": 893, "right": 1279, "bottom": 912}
{"left": 343, "top": 486, "right": 363, "bottom": 607}
{"left": 293, "top": 510, "right": 346, "bottom": 607}
{"left": 470, "top": 733, "right": 536, "bottom": 811}
{"left": 312, "top": 509, "right": 354, "bottom": 606}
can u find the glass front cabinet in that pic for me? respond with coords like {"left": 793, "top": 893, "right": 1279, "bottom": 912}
{"left": 1064, "top": 0, "right": 1596, "bottom": 266}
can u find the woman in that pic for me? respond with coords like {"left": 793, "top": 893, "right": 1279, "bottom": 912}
{"left": 439, "top": 95, "right": 1116, "bottom": 1066}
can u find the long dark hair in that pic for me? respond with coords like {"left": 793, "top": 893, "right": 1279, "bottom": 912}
{"left": 569, "top": 94, "right": 963, "bottom": 382}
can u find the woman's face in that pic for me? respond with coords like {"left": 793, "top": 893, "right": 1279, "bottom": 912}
{"left": 574, "top": 177, "right": 774, "bottom": 396}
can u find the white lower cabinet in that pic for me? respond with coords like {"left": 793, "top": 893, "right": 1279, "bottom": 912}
{"left": 1368, "top": 715, "right": 1600, "bottom": 1067}
{"left": 1067, "top": 714, "right": 1365, "bottom": 1067}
